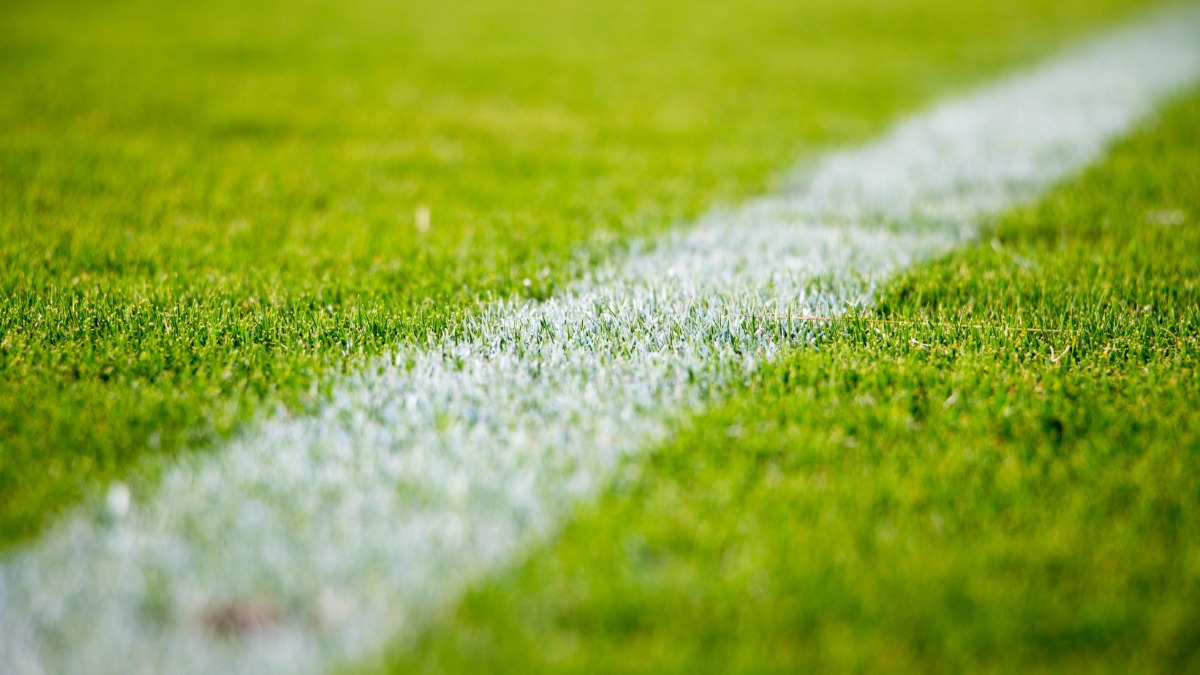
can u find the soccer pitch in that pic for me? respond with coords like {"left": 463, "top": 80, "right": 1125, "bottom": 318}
{"left": 3, "top": 0, "right": 1200, "bottom": 673}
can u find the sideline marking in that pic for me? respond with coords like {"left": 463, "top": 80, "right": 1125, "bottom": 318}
{"left": 4, "top": 7, "right": 1200, "bottom": 674}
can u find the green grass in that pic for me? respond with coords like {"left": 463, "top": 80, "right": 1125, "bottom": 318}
{"left": 378, "top": 90, "right": 1200, "bottom": 674}
{"left": 0, "top": 0, "right": 1162, "bottom": 547}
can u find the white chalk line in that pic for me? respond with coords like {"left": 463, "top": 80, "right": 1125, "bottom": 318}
{"left": 3, "top": 6, "right": 1200, "bottom": 674}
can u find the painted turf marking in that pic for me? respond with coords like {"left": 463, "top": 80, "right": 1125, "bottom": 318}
{"left": 4, "top": 7, "right": 1200, "bottom": 674}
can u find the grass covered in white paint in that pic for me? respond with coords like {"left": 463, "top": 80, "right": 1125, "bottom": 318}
{"left": 0, "top": 0, "right": 1166, "bottom": 547}
{"left": 381, "top": 87, "right": 1200, "bottom": 675}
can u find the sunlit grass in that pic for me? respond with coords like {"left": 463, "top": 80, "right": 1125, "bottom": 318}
{"left": 0, "top": 0, "right": 1160, "bottom": 546}
{"left": 382, "top": 89, "right": 1200, "bottom": 675}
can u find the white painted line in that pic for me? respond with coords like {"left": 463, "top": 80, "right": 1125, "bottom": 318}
{"left": 4, "top": 7, "right": 1200, "bottom": 674}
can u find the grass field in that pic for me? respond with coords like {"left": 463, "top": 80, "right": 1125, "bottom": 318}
{"left": 2, "top": 0, "right": 1199, "bottom": 673}
{"left": 382, "top": 86, "right": 1200, "bottom": 675}
{"left": 0, "top": 0, "right": 1161, "bottom": 547}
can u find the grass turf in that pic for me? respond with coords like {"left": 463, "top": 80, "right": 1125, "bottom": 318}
{"left": 0, "top": 0, "right": 1161, "bottom": 547}
{"left": 375, "top": 89, "right": 1200, "bottom": 674}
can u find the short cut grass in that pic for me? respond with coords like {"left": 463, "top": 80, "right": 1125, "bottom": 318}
{"left": 378, "top": 89, "right": 1200, "bottom": 675}
{"left": 0, "top": 0, "right": 1161, "bottom": 546}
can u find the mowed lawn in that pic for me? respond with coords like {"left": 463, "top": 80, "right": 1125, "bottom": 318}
{"left": 0, "top": 0, "right": 1161, "bottom": 547}
{"left": 5, "top": 2, "right": 1200, "bottom": 673}
{"left": 381, "top": 92, "right": 1200, "bottom": 674}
